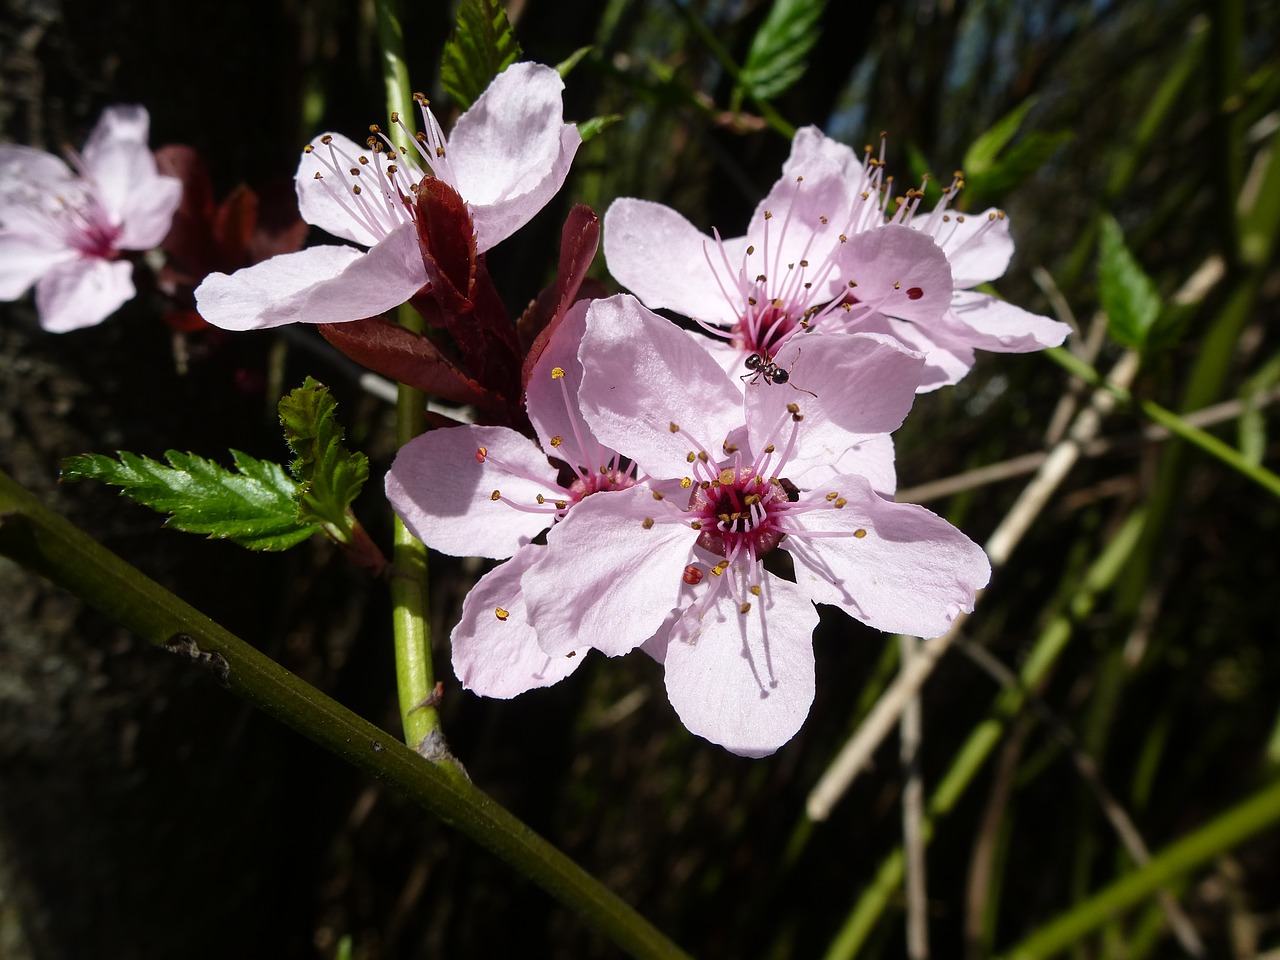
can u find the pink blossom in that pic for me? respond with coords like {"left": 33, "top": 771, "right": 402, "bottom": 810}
{"left": 520, "top": 296, "right": 990, "bottom": 756}
{"left": 385, "top": 300, "right": 629, "bottom": 696}
{"left": 603, "top": 133, "right": 953, "bottom": 388}
{"left": 0, "top": 106, "right": 182, "bottom": 332}
{"left": 789, "top": 126, "right": 1071, "bottom": 388}
{"left": 196, "top": 62, "right": 581, "bottom": 331}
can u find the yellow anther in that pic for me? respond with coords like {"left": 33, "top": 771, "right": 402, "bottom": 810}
{"left": 551, "top": 366, "right": 566, "bottom": 379}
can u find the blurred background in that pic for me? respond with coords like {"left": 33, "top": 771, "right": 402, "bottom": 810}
{"left": 1, "top": 0, "right": 1278, "bottom": 957}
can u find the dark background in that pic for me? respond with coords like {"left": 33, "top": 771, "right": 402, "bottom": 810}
{"left": 2, "top": 0, "right": 1279, "bottom": 957}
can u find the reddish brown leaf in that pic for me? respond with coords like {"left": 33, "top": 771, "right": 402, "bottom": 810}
{"left": 414, "top": 177, "right": 476, "bottom": 312}
{"left": 520, "top": 204, "right": 601, "bottom": 388}
{"left": 318, "top": 317, "right": 505, "bottom": 414}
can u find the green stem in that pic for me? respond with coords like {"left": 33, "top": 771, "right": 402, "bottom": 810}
{"left": 0, "top": 467, "right": 692, "bottom": 960}
{"left": 374, "top": 0, "right": 443, "bottom": 752}
{"left": 1043, "top": 347, "right": 1280, "bottom": 500}
{"left": 993, "top": 776, "right": 1280, "bottom": 960}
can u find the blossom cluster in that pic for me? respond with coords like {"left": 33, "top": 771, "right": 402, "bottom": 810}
{"left": 4, "top": 63, "right": 1069, "bottom": 756}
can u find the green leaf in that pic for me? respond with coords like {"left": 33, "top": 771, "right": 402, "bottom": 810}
{"left": 739, "top": 0, "right": 826, "bottom": 101}
{"left": 962, "top": 130, "right": 1073, "bottom": 202}
{"left": 278, "top": 378, "right": 369, "bottom": 537}
{"left": 60, "top": 450, "right": 318, "bottom": 551}
{"left": 440, "top": 0, "right": 522, "bottom": 110}
{"left": 556, "top": 45, "right": 592, "bottom": 78}
{"left": 577, "top": 114, "right": 622, "bottom": 143}
{"left": 1098, "top": 214, "right": 1162, "bottom": 351}
{"left": 963, "top": 98, "right": 1039, "bottom": 176}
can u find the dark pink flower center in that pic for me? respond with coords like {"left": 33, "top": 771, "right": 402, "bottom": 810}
{"left": 688, "top": 466, "right": 791, "bottom": 561}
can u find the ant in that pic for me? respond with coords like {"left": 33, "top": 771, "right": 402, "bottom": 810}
{"left": 741, "top": 351, "right": 817, "bottom": 397}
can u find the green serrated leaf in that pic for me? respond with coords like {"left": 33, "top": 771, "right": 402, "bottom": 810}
{"left": 740, "top": 0, "right": 826, "bottom": 102}
{"left": 278, "top": 378, "right": 369, "bottom": 537}
{"left": 1098, "top": 215, "right": 1162, "bottom": 351}
{"left": 440, "top": 0, "right": 523, "bottom": 110}
{"left": 963, "top": 97, "right": 1039, "bottom": 175}
{"left": 577, "top": 114, "right": 622, "bottom": 143}
{"left": 61, "top": 450, "right": 318, "bottom": 551}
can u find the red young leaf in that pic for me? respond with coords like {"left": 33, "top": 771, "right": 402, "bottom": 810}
{"left": 415, "top": 177, "right": 476, "bottom": 312}
{"left": 318, "top": 317, "right": 505, "bottom": 414}
{"left": 520, "top": 204, "right": 601, "bottom": 388}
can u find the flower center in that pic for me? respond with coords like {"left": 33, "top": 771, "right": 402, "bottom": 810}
{"left": 688, "top": 466, "right": 791, "bottom": 561}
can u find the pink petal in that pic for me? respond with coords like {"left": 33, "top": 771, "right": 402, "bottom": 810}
{"left": 0, "top": 233, "right": 76, "bottom": 300}
{"left": 34, "top": 257, "right": 135, "bottom": 332}
{"left": 838, "top": 224, "right": 953, "bottom": 325}
{"left": 295, "top": 132, "right": 386, "bottom": 247}
{"left": 855, "top": 312, "right": 976, "bottom": 392}
{"left": 786, "top": 475, "right": 990, "bottom": 638}
{"left": 744, "top": 331, "right": 922, "bottom": 480}
{"left": 661, "top": 573, "right": 817, "bottom": 757}
{"left": 791, "top": 430, "right": 898, "bottom": 498}
{"left": 781, "top": 125, "right": 861, "bottom": 179}
{"left": 946, "top": 291, "right": 1070, "bottom": 352}
{"left": 522, "top": 485, "right": 694, "bottom": 657}
{"left": 116, "top": 172, "right": 183, "bottom": 250}
{"left": 602, "top": 198, "right": 744, "bottom": 323}
{"left": 0, "top": 144, "right": 73, "bottom": 189}
{"left": 742, "top": 163, "right": 854, "bottom": 285}
{"left": 525, "top": 298, "right": 594, "bottom": 457}
{"left": 82, "top": 105, "right": 151, "bottom": 158}
{"left": 194, "top": 223, "right": 426, "bottom": 329}
{"left": 386, "top": 424, "right": 563, "bottom": 559}
{"left": 924, "top": 208, "right": 1014, "bottom": 288}
{"left": 449, "top": 62, "right": 581, "bottom": 252}
{"left": 82, "top": 111, "right": 163, "bottom": 226}
{"left": 451, "top": 547, "right": 588, "bottom": 697}
{"left": 577, "top": 295, "right": 744, "bottom": 478}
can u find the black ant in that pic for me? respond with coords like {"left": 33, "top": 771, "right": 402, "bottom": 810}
{"left": 741, "top": 351, "right": 817, "bottom": 397}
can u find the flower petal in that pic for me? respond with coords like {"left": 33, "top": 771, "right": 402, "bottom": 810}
{"left": 450, "top": 62, "right": 581, "bottom": 252}
{"left": 0, "top": 144, "right": 73, "bottom": 191}
{"left": 0, "top": 232, "right": 76, "bottom": 300}
{"left": 525, "top": 299, "right": 594, "bottom": 457}
{"left": 451, "top": 547, "right": 588, "bottom": 697}
{"left": 744, "top": 331, "right": 921, "bottom": 482}
{"left": 295, "top": 132, "right": 387, "bottom": 247}
{"left": 945, "top": 291, "right": 1071, "bottom": 352}
{"left": 786, "top": 475, "right": 990, "bottom": 638}
{"left": 523, "top": 485, "right": 693, "bottom": 657}
{"left": 195, "top": 222, "right": 426, "bottom": 329}
{"left": 116, "top": 171, "right": 183, "bottom": 250}
{"left": 386, "top": 424, "right": 563, "bottom": 559}
{"left": 578, "top": 295, "right": 744, "bottom": 478}
{"left": 602, "top": 198, "right": 744, "bottom": 323}
{"left": 923, "top": 208, "right": 1014, "bottom": 288}
{"left": 33, "top": 257, "right": 135, "bottom": 332}
{"left": 838, "top": 224, "right": 953, "bottom": 326}
{"left": 855, "top": 312, "right": 976, "bottom": 392}
{"left": 660, "top": 573, "right": 817, "bottom": 757}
